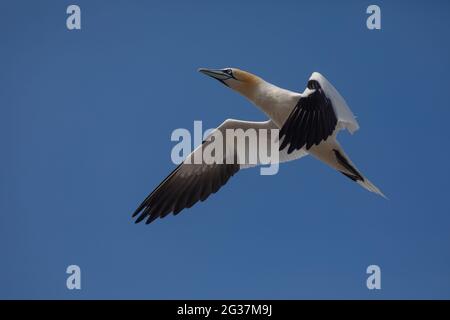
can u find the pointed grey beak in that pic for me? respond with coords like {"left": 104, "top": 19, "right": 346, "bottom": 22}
{"left": 198, "top": 68, "right": 233, "bottom": 81}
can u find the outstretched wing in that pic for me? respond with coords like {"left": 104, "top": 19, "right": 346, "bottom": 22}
{"left": 133, "top": 119, "right": 287, "bottom": 224}
{"left": 279, "top": 79, "right": 338, "bottom": 154}
{"left": 133, "top": 160, "right": 239, "bottom": 224}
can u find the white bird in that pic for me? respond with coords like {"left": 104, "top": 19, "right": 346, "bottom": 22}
{"left": 133, "top": 68, "right": 385, "bottom": 224}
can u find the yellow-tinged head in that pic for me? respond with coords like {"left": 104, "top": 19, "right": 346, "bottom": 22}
{"left": 198, "top": 67, "right": 263, "bottom": 98}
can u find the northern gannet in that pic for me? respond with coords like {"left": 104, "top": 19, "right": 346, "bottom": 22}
{"left": 133, "top": 68, "right": 385, "bottom": 224}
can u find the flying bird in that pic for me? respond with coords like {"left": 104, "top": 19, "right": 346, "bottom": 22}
{"left": 133, "top": 68, "right": 385, "bottom": 224}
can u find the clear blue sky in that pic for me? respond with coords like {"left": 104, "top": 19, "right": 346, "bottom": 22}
{"left": 1, "top": 0, "right": 450, "bottom": 299}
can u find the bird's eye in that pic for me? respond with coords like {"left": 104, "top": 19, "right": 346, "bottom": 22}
{"left": 225, "top": 69, "right": 232, "bottom": 74}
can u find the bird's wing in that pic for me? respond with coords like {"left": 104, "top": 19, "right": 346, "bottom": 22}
{"left": 309, "top": 72, "right": 359, "bottom": 134}
{"left": 133, "top": 119, "right": 291, "bottom": 224}
{"left": 279, "top": 81, "right": 338, "bottom": 154}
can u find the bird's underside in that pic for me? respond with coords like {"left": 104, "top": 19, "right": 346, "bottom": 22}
{"left": 133, "top": 69, "right": 385, "bottom": 225}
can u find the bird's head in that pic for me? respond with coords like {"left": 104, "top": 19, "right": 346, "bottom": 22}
{"left": 198, "top": 67, "right": 263, "bottom": 99}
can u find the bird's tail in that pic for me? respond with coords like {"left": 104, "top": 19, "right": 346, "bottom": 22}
{"left": 310, "top": 140, "right": 386, "bottom": 198}
{"left": 333, "top": 144, "right": 386, "bottom": 198}
{"left": 355, "top": 175, "right": 386, "bottom": 199}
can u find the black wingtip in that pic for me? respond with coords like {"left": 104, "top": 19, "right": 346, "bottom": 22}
{"left": 145, "top": 215, "right": 158, "bottom": 224}
{"left": 333, "top": 149, "right": 364, "bottom": 182}
{"left": 132, "top": 210, "right": 140, "bottom": 218}
{"left": 134, "top": 211, "right": 148, "bottom": 224}
{"left": 132, "top": 201, "right": 147, "bottom": 217}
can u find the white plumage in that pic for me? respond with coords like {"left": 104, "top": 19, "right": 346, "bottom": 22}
{"left": 133, "top": 68, "right": 385, "bottom": 224}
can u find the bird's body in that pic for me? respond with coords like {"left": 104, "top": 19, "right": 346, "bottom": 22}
{"left": 246, "top": 81, "right": 300, "bottom": 127}
{"left": 133, "top": 68, "right": 385, "bottom": 224}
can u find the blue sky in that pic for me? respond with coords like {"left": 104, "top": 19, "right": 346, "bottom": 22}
{"left": 1, "top": 0, "right": 450, "bottom": 299}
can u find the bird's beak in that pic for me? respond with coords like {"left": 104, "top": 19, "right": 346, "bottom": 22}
{"left": 198, "top": 68, "right": 232, "bottom": 86}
